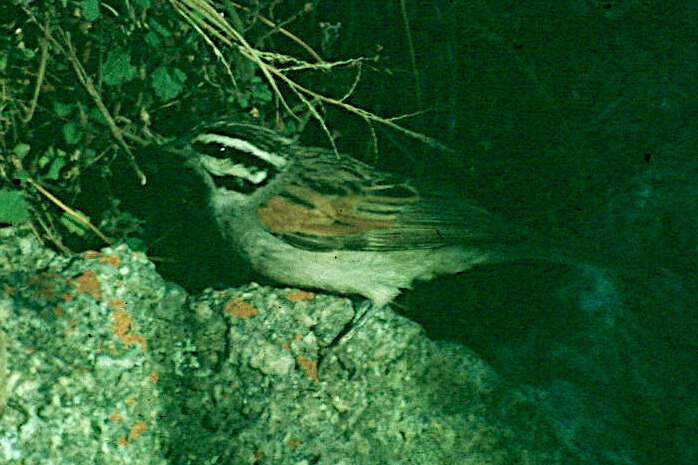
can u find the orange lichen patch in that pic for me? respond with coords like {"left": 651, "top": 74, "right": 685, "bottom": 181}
{"left": 3, "top": 283, "right": 15, "bottom": 295}
{"left": 110, "top": 309, "right": 147, "bottom": 351}
{"left": 288, "top": 439, "right": 301, "bottom": 451}
{"left": 98, "top": 254, "right": 120, "bottom": 268}
{"left": 37, "top": 282, "right": 56, "bottom": 298}
{"left": 109, "top": 298, "right": 125, "bottom": 309}
{"left": 125, "top": 396, "right": 136, "bottom": 406}
{"left": 280, "top": 343, "right": 290, "bottom": 350}
{"left": 27, "top": 273, "right": 62, "bottom": 298}
{"left": 222, "top": 298, "right": 259, "bottom": 319}
{"left": 297, "top": 354, "right": 320, "bottom": 385}
{"left": 286, "top": 289, "right": 315, "bottom": 302}
{"left": 108, "top": 412, "right": 122, "bottom": 422}
{"left": 61, "top": 292, "right": 74, "bottom": 301}
{"left": 83, "top": 250, "right": 101, "bottom": 259}
{"left": 148, "top": 371, "right": 159, "bottom": 384}
{"left": 293, "top": 334, "right": 303, "bottom": 343}
{"left": 98, "top": 343, "right": 122, "bottom": 357}
{"left": 72, "top": 270, "right": 103, "bottom": 300}
{"left": 127, "top": 420, "right": 148, "bottom": 442}
{"left": 117, "top": 420, "right": 149, "bottom": 445}
{"left": 51, "top": 306, "right": 64, "bottom": 316}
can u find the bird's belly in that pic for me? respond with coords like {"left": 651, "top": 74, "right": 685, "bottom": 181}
{"left": 240, "top": 229, "right": 492, "bottom": 306}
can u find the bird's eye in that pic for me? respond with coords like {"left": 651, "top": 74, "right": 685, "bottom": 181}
{"left": 193, "top": 139, "right": 280, "bottom": 194}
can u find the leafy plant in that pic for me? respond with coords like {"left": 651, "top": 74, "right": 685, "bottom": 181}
{"left": 0, "top": 190, "right": 30, "bottom": 225}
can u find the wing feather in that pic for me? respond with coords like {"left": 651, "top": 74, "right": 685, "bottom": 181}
{"left": 256, "top": 151, "right": 510, "bottom": 251}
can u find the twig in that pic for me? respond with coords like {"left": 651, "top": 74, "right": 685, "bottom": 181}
{"left": 170, "top": 0, "right": 297, "bottom": 119}
{"left": 267, "top": 65, "right": 453, "bottom": 153}
{"left": 58, "top": 30, "right": 147, "bottom": 185}
{"left": 22, "top": 25, "right": 50, "bottom": 124}
{"left": 224, "top": 0, "right": 323, "bottom": 62}
{"left": 399, "top": 0, "right": 422, "bottom": 113}
{"left": 170, "top": 0, "right": 451, "bottom": 152}
{"left": 0, "top": 328, "right": 6, "bottom": 421}
{"left": 19, "top": 6, "right": 147, "bottom": 185}
{"left": 26, "top": 177, "right": 112, "bottom": 245}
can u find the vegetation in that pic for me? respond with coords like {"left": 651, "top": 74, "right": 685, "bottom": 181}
{"left": 1, "top": 0, "right": 434, "bottom": 254}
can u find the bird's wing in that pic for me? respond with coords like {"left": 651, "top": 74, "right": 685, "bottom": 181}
{"left": 255, "top": 153, "right": 511, "bottom": 251}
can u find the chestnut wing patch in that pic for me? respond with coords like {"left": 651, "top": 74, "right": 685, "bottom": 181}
{"left": 255, "top": 156, "right": 497, "bottom": 251}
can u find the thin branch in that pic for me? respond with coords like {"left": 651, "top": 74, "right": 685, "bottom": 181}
{"left": 58, "top": 30, "right": 147, "bottom": 185}
{"left": 267, "top": 66, "right": 453, "bottom": 152}
{"left": 31, "top": 206, "right": 73, "bottom": 256}
{"left": 225, "top": 0, "right": 323, "bottom": 62}
{"left": 170, "top": 0, "right": 451, "bottom": 152}
{"left": 22, "top": 25, "right": 50, "bottom": 124}
{"left": 171, "top": 0, "right": 296, "bottom": 118}
{"left": 20, "top": 6, "right": 147, "bottom": 185}
{"left": 399, "top": 0, "right": 422, "bottom": 113}
{"left": 339, "top": 62, "right": 362, "bottom": 103}
{"left": 0, "top": 329, "right": 6, "bottom": 421}
{"left": 26, "top": 176, "right": 112, "bottom": 245}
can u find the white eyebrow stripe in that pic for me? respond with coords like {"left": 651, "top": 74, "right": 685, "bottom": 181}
{"left": 194, "top": 133, "right": 288, "bottom": 168}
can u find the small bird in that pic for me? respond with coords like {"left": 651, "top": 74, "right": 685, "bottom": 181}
{"left": 173, "top": 121, "right": 589, "bottom": 342}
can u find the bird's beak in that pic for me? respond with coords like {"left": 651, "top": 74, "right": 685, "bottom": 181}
{"left": 161, "top": 138, "right": 194, "bottom": 160}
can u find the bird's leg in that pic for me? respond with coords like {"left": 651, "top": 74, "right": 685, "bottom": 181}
{"left": 318, "top": 298, "right": 381, "bottom": 372}
{"left": 339, "top": 298, "right": 380, "bottom": 346}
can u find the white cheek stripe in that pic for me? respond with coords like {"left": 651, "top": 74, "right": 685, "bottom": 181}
{"left": 194, "top": 133, "right": 288, "bottom": 168}
{"left": 200, "top": 155, "right": 268, "bottom": 184}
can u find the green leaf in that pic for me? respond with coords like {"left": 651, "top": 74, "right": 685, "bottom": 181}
{"left": 12, "top": 172, "right": 28, "bottom": 183}
{"left": 54, "top": 101, "right": 73, "bottom": 117}
{"left": 38, "top": 152, "right": 51, "bottom": 169}
{"left": 78, "top": 0, "right": 101, "bottom": 21}
{"left": 248, "top": 76, "right": 272, "bottom": 105}
{"left": 234, "top": 91, "right": 251, "bottom": 109}
{"left": 133, "top": 0, "right": 152, "bottom": 9}
{"left": 21, "top": 48, "right": 36, "bottom": 60}
{"left": 282, "top": 119, "right": 298, "bottom": 136}
{"left": 89, "top": 107, "right": 106, "bottom": 125}
{"left": 145, "top": 31, "right": 161, "bottom": 48}
{"left": 45, "top": 158, "right": 67, "bottom": 181}
{"left": 12, "top": 143, "right": 31, "bottom": 159}
{"left": 103, "top": 47, "right": 137, "bottom": 86}
{"left": 148, "top": 18, "right": 171, "bottom": 38}
{"left": 60, "top": 212, "right": 89, "bottom": 236}
{"left": 151, "top": 66, "right": 187, "bottom": 101}
{"left": 0, "top": 190, "right": 30, "bottom": 225}
{"left": 39, "top": 146, "right": 68, "bottom": 172}
{"left": 62, "top": 122, "right": 82, "bottom": 145}
{"left": 252, "top": 83, "right": 272, "bottom": 105}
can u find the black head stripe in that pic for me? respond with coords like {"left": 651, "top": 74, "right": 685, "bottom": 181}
{"left": 192, "top": 130, "right": 291, "bottom": 193}
{"left": 192, "top": 139, "right": 276, "bottom": 175}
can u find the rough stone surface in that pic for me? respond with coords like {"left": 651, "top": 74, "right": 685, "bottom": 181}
{"left": 0, "top": 223, "right": 694, "bottom": 465}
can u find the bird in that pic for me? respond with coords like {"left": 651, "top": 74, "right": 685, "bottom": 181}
{"left": 170, "top": 121, "right": 595, "bottom": 345}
